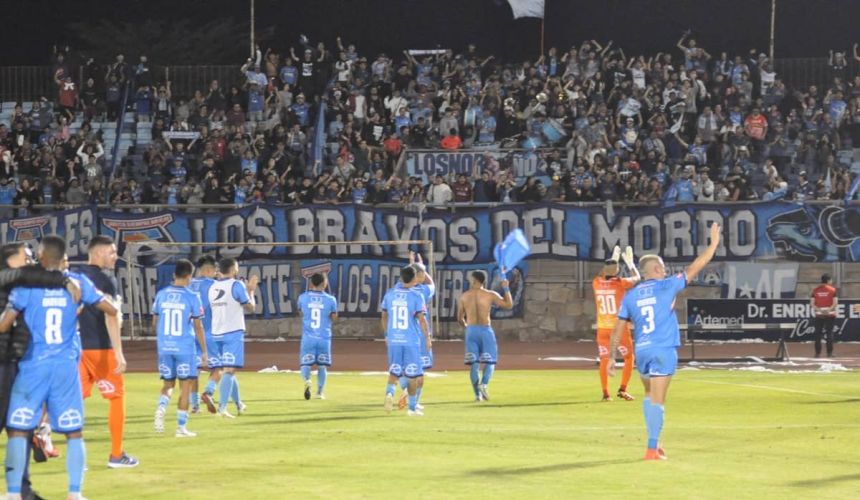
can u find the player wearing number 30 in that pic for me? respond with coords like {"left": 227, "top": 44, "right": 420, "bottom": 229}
{"left": 0, "top": 235, "right": 118, "bottom": 500}
{"left": 297, "top": 273, "right": 338, "bottom": 400}
{"left": 152, "top": 259, "right": 207, "bottom": 438}
{"left": 593, "top": 245, "right": 640, "bottom": 402}
{"left": 610, "top": 222, "right": 721, "bottom": 461}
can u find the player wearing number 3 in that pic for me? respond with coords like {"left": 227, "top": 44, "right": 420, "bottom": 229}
{"left": 609, "top": 222, "right": 721, "bottom": 460}
{"left": 593, "top": 245, "right": 640, "bottom": 402}
{"left": 297, "top": 273, "right": 338, "bottom": 400}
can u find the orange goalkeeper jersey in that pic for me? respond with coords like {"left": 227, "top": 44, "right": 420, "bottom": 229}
{"left": 592, "top": 275, "right": 637, "bottom": 330}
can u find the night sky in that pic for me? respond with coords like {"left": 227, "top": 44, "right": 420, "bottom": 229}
{"left": 2, "top": 0, "right": 859, "bottom": 65}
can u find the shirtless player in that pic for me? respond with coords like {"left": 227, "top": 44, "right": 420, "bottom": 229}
{"left": 458, "top": 270, "right": 513, "bottom": 401}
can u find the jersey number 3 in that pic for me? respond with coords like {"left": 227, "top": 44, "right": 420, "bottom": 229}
{"left": 45, "top": 308, "right": 63, "bottom": 344}
{"left": 640, "top": 305, "right": 655, "bottom": 334}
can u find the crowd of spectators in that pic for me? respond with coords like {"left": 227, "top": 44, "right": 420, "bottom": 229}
{"left": 3, "top": 36, "right": 860, "bottom": 211}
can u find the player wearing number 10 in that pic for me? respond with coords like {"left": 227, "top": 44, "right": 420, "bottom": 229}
{"left": 152, "top": 259, "right": 207, "bottom": 438}
{"left": 610, "top": 222, "right": 722, "bottom": 461}
{"left": 297, "top": 273, "right": 338, "bottom": 400}
{"left": 1, "top": 235, "right": 117, "bottom": 500}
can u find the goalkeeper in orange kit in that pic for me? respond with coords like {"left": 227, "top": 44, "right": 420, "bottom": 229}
{"left": 592, "top": 246, "right": 639, "bottom": 401}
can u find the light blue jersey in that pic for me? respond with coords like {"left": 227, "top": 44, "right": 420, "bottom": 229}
{"left": 298, "top": 290, "right": 337, "bottom": 339}
{"left": 10, "top": 272, "right": 104, "bottom": 367}
{"left": 189, "top": 277, "right": 215, "bottom": 336}
{"left": 153, "top": 285, "right": 204, "bottom": 356}
{"left": 618, "top": 273, "right": 686, "bottom": 352}
{"left": 381, "top": 287, "right": 426, "bottom": 346}
{"left": 396, "top": 282, "right": 435, "bottom": 334}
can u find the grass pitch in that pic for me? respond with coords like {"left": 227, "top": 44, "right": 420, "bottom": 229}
{"left": 11, "top": 369, "right": 860, "bottom": 499}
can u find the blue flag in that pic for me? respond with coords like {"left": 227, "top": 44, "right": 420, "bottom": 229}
{"left": 494, "top": 229, "right": 531, "bottom": 278}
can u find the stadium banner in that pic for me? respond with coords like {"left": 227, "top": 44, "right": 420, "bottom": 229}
{"left": 405, "top": 149, "right": 554, "bottom": 185}
{"left": 686, "top": 299, "right": 860, "bottom": 342}
{"left": 118, "top": 258, "right": 526, "bottom": 319}
{"left": 2, "top": 201, "right": 860, "bottom": 264}
{"left": 0, "top": 206, "right": 96, "bottom": 260}
{"left": 720, "top": 262, "right": 799, "bottom": 298}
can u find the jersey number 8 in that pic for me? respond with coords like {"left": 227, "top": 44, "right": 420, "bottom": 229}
{"left": 45, "top": 308, "right": 63, "bottom": 345}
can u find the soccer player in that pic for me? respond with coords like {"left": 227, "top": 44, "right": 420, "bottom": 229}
{"left": 609, "top": 222, "right": 721, "bottom": 460}
{"left": 189, "top": 255, "right": 221, "bottom": 413}
{"left": 297, "top": 272, "right": 338, "bottom": 400}
{"left": 593, "top": 245, "right": 640, "bottom": 402}
{"left": 0, "top": 242, "right": 82, "bottom": 499}
{"left": 209, "top": 258, "right": 258, "bottom": 418}
{"left": 457, "top": 270, "right": 513, "bottom": 401}
{"left": 73, "top": 235, "right": 139, "bottom": 468}
{"left": 152, "top": 259, "right": 208, "bottom": 437}
{"left": 381, "top": 265, "right": 431, "bottom": 416}
{"left": 1, "top": 235, "right": 118, "bottom": 500}
{"left": 397, "top": 252, "right": 435, "bottom": 411}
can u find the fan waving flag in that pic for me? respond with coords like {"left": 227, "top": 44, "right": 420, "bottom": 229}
{"left": 494, "top": 229, "right": 531, "bottom": 278}
{"left": 508, "top": 0, "right": 545, "bottom": 19}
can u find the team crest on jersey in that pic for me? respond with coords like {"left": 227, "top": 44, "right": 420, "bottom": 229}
{"left": 166, "top": 292, "right": 182, "bottom": 304}
{"left": 97, "top": 380, "right": 116, "bottom": 395}
{"left": 636, "top": 286, "right": 655, "bottom": 298}
{"left": 9, "top": 407, "right": 35, "bottom": 427}
{"left": 57, "top": 409, "right": 83, "bottom": 429}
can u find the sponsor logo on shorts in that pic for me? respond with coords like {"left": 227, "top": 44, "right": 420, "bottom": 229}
{"left": 479, "top": 353, "right": 495, "bottom": 363}
{"left": 221, "top": 352, "right": 236, "bottom": 365}
{"left": 464, "top": 352, "right": 477, "bottom": 363}
{"left": 208, "top": 356, "right": 221, "bottom": 367}
{"left": 158, "top": 363, "right": 172, "bottom": 378}
{"left": 9, "top": 407, "right": 35, "bottom": 427}
{"left": 176, "top": 364, "right": 191, "bottom": 378}
{"left": 301, "top": 353, "right": 316, "bottom": 364}
{"left": 388, "top": 363, "right": 402, "bottom": 376}
{"left": 617, "top": 345, "right": 629, "bottom": 356}
{"left": 57, "top": 409, "right": 83, "bottom": 429}
{"left": 318, "top": 353, "right": 331, "bottom": 364}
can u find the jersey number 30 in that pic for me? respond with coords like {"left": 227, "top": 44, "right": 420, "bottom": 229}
{"left": 640, "top": 305, "right": 655, "bottom": 334}
{"left": 596, "top": 293, "right": 617, "bottom": 315}
{"left": 45, "top": 308, "right": 63, "bottom": 344}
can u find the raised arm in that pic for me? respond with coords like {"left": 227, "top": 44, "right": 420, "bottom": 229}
{"left": 622, "top": 246, "right": 641, "bottom": 282}
{"left": 493, "top": 278, "right": 514, "bottom": 310}
{"left": 686, "top": 223, "right": 721, "bottom": 282}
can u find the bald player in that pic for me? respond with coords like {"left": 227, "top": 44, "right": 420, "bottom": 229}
{"left": 458, "top": 270, "right": 513, "bottom": 401}
{"left": 593, "top": 246, "right": 640, "bottom": 402}
{"left": 609, "top": 222, "right": 721, "bottom": 460}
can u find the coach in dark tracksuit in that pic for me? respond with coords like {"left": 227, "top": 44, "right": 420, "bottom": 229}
{"left": 0, "top": 242, "right": 80, "bottom": 500}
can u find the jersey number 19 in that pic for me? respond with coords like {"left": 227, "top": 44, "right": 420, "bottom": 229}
{"left": 391, "top": 305, "right": 409, "bottom": 330}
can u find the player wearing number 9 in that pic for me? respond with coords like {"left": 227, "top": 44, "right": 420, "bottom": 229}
{"left": 297, "top": 273, "right": 338, "bottom": 400}
{"left": 610, "top": 222, "right": 722, "bottom": 461}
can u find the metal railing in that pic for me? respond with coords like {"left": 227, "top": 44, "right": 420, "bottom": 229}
{"left": 2, "top": 58, "right": 859, "bottom": 105}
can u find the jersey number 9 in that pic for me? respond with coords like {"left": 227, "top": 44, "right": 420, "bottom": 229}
{"left": 310, "top": 307, "right": 322, "bottom": 329}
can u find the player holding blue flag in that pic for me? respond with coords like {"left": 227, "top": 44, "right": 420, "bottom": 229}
{"left": 397, "top": 252, "right": 435, "bottom": 411}
{"left": 610, "top": 222, "right": 721, "bottom": 460}
{"left": 458, "top": 271, "right": 513, "bottom": 401}
{"left": 381, "top": 266, "right": 431, "bottom": 416}
{"left": 153, "top": 259, "right": 207, "bottom": 437}
{"left": 189, "top": 255, "right": 220, "bottom": 414}
{"left": 209, "top": 258, "right": 258, "bottom": 418}
{"left": 1, "top": 235, "right": 120, "bottom": 500}
{"left": 297, "top": 272, "right": 338, "bottom": 400}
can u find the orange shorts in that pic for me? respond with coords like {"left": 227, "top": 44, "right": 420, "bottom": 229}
{"left": 79, "top": 349, "right": 125, "bottom": 400}
{"left": 596, "top": 327, "right": 633, "bottom": 359}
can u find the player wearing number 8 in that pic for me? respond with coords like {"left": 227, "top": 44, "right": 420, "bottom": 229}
{"left": 610, "top": 222, "right": 722, "bottom": 461}
{"left": 297, "top": 273, "right": 338, "bottom": 400}
{"left": 0, "top": 235, "right": 118, "bottom": 500}
{"left": 593, "top": 245, "right": 640, "bottom": 402}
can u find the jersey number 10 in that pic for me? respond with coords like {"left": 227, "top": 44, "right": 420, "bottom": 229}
{"left": 164, "top": 309, "right": 185, "bottom": 337}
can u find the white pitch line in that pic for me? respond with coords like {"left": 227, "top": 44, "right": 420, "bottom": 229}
{"left": 694, "top": 379, "right": 849, "bottom": 399}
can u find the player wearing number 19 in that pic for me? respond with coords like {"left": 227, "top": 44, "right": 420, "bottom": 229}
{"left": 152, "top": 259, "right": 207, "bottom": 438}
{"left": 381, "top": 266, "right": 431, "bottom": 416}
{"left": 610, "top": 222, "right": 722, "bottom": 461}
{"left": 1, "top": 235, "right": 118, "bottom": 500}
{"left": 297, "top": 273, "right": 338, "bottom": 400}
